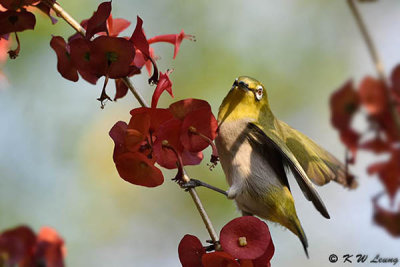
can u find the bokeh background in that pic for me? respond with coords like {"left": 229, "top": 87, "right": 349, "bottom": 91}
{"left": 1, "top": 0, "right": 399, "bottom": 266}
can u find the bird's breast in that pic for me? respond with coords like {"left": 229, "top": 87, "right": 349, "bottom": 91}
{"left": 216, "top": 119, "right": 282, "bottom": 199}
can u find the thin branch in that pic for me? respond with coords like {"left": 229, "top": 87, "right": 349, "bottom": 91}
{"left": 347, "top": 0, "right": 400, "bottom": 135}
{"left": 42, "top": 0, "right": 219, "bottom": 246}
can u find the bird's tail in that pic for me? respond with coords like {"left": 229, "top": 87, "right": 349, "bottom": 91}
{"left": 288, "top": 217, "right": 309, "bottom": 258}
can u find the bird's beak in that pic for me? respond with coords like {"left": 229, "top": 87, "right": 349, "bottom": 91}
{"left": 237, "top": 81, "right": 249, "bottom": 91}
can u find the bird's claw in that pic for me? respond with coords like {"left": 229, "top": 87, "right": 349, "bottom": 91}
{"left": 179, "top": 179, "right": 202, "bottom": 191}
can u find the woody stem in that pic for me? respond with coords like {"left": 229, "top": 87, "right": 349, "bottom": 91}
{"left": 42, "top": 0, "right": 218, "bottom": 245}
{"left": 347, "top": 0, "right": 400, "bottom": 136}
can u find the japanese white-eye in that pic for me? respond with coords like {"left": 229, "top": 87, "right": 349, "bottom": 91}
{"left": 215, "top": 76, "right": 357, "bottom": 256}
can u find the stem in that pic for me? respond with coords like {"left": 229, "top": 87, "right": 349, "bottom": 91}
{"left": 182, "top": 173, "right": 221, "bottom": 249}
{"left": 347, "top": 0, "right": 400, "bottom": 135}
{"left": 42, "top": 0, "right": 219, "bottom": 245}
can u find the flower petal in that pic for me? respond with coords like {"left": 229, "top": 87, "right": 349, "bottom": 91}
{"left": 180, "top": 106, "right": 218, "bottom": 152}
{"left": 114, "top": 152, "right": 164, "bottom": 187}
{"left": 85, "top": 1, "right": 111, "bottom": 40}
{"left": 0, "top": 10, "right": 36, "bottom": 36}
{"left": 50, "top": 36, "right": 78, "bottom": 82}
{"left": 0, "top": 226, "right": 36, "bottom": 266}
{"left": 202, "top": 251, "right": 240, "bottom": 267}
{"left": 220, "top": 216, "right": 273, "bottom": 260}
{"left": 178, "top": 235, "right": 205, "bottom": 267}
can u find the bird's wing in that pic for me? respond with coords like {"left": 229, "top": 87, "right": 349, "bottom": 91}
{"left": 247, "top": 122, "right": 330, "bottom": 219}
{"left": 276, "top": 120, "right": 357, "bottom": 189}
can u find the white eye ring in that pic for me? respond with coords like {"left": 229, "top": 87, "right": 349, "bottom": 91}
{"left": 255, "top": 86, "right": 263, "bottom": 101}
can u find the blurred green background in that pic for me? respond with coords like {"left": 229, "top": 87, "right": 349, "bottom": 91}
{"left": 1, "top": 0, "right": 399, "bottom": 266}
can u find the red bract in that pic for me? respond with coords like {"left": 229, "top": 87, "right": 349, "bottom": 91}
{"left": 129, "top": 107, "right": 173, "bottom": 134}
{"left": 114, "top": 78, "right": 129, "bottom": 101}
{"left": 202, "top": 251, "right": 240, "bottom": 267}
{"left": 148, "top": 29, "right": 194, "bottom": 59}
{"left": 178, "top": 234, "right": 205, "bottom": 267}
{"left": 0, "top": 226, "right": 36, "bottom": 266}
{"left": 50, "top": 36, "right": 78, "bottom": 82}
{"left": 219, "top": 216, "right": 273, "bottom": 260}
{"left": 151, "top": 70, "right": 173, "bottom": 108}
{"left": 330, "top": 80, "right": 359, "bottom": 130}
{"left": 153, "top": 118, "right": 203, "bottom": 169}
{"left": 359, "top": 137, "right": 390, "bottom": 154}
{"left": 85, "top": 1, "right": 111, "bottom": 40}
{"left": 330, "top": 80, "right": 360, "bottom": 159}
{"left": 114, "top": 152, "right": 164, "bottom": 187}
{"left": 0, "top": 10, "right": 35, "bottom": 36}
{"left": 181, "top": 106, "right": 218, "bottom": 153}
{"left": 109, "top": 109, "right": 171, "bottom": 187}
{"left": 91, "top": 36, "right": 135, "bottom": 78}
{"left": 373, "top": 197, "right": 400, "bottom": 237}
{"left": 31, "top": 227, "right": 66, "bottom": 267}
{"left": 367, "top": 149, "right": 400, "bottom": 199}
{"left": 130, "top": 16, "right": 158, "bottom": 84}
{"left": 359, "top": 76, "right": 388, "bottom": 117}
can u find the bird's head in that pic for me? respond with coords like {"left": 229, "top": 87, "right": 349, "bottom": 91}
{"left": 218, "top": 76, "right": 271, "bottom": 123}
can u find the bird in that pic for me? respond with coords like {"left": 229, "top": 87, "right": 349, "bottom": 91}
{"left": 214, "top": 76, "right": 357, "bottom": 256}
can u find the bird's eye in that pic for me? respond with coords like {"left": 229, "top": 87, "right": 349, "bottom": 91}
{"left": 255, "top": 86, "right": 263, "bottom": 101}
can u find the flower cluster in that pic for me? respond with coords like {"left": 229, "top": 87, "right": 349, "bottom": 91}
{"left": 330, "top": 65, "right": 400, "bottom": 236}
{"left": 49, "top": 1, "right": 193, "bottom": 107}
{"left": 0, "top": 0, "right": 56, "bottom": 58}
{"left": 0, "top": 225, "right": 65, "bottom": 267}
{"left": 109, "top": 98, "right": 218, "bottom": 187}
{"left": 178, "top": 216, "right": 275, "bottom": 267}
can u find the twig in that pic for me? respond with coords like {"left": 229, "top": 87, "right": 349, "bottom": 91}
{"left": 347, "top": 0, "right": 400, "bottom": 135}
{"left": 42, "top": 0, "right": 219, "bottom": 246}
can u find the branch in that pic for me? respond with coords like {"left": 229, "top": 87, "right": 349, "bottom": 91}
{"left": 42, "top": 0, "right": 219, "bottom": 246}
{"left": 347, "top": 0, "right": 400, "bottom": 136}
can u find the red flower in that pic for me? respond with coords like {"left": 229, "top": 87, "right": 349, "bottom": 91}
{"left": 202, "top": 251, "right": 240, "bottom": 267}
{"left": 70, "top": 36, "right": 135, "bottom": 79}
{"left": 114, "top": 152, "right": 164, "bottom": 187}
{"left": 50, "top": 36, "right": 78, "bottom": 82}
{"left": 180, "top": 104, "right": 218, "bottom": 153}
{"left": 130, "top": 16, "right": 158, "bottom": 84}
{"left": 219, "top": 216, "right": 273, "bottom": 260}
{"left": 178, "top": 234, "right": 205, "bottom": 267}
{"left": 330, "top": 80, "right": 359, "bottom": 130}
{"left": 359, "top": 76, "right": 388, "bottom": 117}
{"left": 359, "top": 137, "right": 390, "bottom": 154}
{"left": 330, "top": 80, "right": 360, "bottom": 159}
{"left": 153, "top": 118, "right": 203, "bottom": 169}
{"left": 0, "top": 226, "right": 36, "bottom": 266}
{"left": 109, "top": 108, "right": 173, "bottom": 187}
{"left": 0, "top": 10, "right": 35, "bottom": 36}
{"left": 30, "top": 227, "right": 66, "bottom": 267}
{"left": 0, "top": 225, "right": 66, "bottom": 267}
{"left": 367, "top": 148, "right": 400, "bottom": 199}
{"left": 148, "top": 29, "right": 194, "bottom": 59}
{"left": 151, "top": 69, "right": 174, "bottom": 108}
{"left": 373, "top": 195, "right": 400, "bottom": 237}
{"left": 114, "top": 78, "right": 129, "bottom": 101}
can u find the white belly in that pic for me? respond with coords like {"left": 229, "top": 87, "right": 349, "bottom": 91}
{"left": 215, "top": 119, "right": 282, "bottom": 215}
